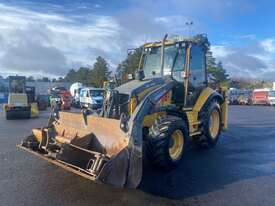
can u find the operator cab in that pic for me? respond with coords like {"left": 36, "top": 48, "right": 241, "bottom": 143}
{"left": 141, "top": 34, "right": 208, "bottom": 107}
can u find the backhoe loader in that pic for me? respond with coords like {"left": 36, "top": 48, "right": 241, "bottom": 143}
{"left": 19, "top": 34, "right": 228, "bottom": 188}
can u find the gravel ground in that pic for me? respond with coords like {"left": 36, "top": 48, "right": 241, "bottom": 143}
{"left": 1, "top": 105, "right": 275, "bottom": 206}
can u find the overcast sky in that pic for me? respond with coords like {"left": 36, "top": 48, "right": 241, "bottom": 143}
{"left": 0, "top": 0, "right": 274, "bottom": 80}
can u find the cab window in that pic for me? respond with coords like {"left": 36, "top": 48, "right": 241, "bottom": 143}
{"left": 80, "top": 90, "right": 85, "bottom": 97}
{"left": 189, "top": 44, "right": 206, "bottom": 88}
{"left": 172, "top": 48, "right": 186, "bottom": 82}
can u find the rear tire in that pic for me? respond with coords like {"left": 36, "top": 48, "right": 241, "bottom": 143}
{"left": 196, "top": 101, "right": 221, "bottom": 148}
{"left": 147, "top": 116, "right": 188, "bottom": 170}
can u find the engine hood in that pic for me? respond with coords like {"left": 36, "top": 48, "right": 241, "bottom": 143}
{"left": 115, "top": 77, "right": 166, "bottom": 98}
{"left": 102, "top": 77, "right": 171, "bottom": 118}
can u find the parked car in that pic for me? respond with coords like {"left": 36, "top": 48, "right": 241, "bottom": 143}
{"left": 80, "top": 87, "right": 104, "bottom": 110}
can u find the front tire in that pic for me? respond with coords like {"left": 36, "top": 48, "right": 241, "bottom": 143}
{"left": 147, "top": 116, "right": 188, "bottom": 170}
{"left": 196, "top": 101, "right": 221, "bottom": 148}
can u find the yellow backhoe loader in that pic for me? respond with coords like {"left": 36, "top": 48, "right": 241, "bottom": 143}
{"left": 19, "top": 34, "right": 228, "bottom": 188}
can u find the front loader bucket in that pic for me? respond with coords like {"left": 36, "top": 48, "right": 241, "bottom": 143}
{"left": 19, "top": 112, "right": 134, "bottom": 187}
{"left": 18, "top": 78, "right": 176, "bottom": 188}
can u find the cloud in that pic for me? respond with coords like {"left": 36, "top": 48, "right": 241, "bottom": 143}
{"left": 0, "top": 2, "right": 123, "bottom": 77}
{"left": 115, "top": 8, "right": 165, "bottom": 41}
{"left": 0, "top": 23, "right": 67, "bottom": 76}
{"left": 0, "top": 1, "right": 170, "bottom": 77}
{"left": 261, "top": 39, "right": 275, "bottom": 53}
{"left": 1, "top": 35, "right": 67, "bottom": 76}
{"left": 211, "top": 45, "right": 234, "bottom": 58}
{"left": 223, "top": 52, "right": 267, "bottom": 72}
{"left": 0, "top": 0, "right": 274, "bottom": 81}
{"left": 0, "top": 3, "right": 72, "bottom": 25}
{"left": 212, "top": 38, "right": 275, "bottom": 80}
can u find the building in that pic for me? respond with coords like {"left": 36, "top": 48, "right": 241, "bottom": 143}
{"left": 26, "top": 82, "right": 71, "bottom": 95}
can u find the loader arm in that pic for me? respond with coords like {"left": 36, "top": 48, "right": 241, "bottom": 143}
{"left": 125, "top": 78, "right": 176, "bottom": 187}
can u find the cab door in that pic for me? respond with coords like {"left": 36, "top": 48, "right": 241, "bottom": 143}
{"left": 186, "top": 44, "right": 207, "bottom": 107}
{"left": 171, "top": 45, "right": 186, "bottom": 105}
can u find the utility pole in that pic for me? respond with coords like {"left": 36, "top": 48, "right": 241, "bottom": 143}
{"left": 185, "top": 21, "right": 194, "bottom": 37}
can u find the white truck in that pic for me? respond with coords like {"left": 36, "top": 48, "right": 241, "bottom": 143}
{"left": 79, "top": 87, "right": 104, "bottom": 110}
{"left": 70, "top": 82, "right": 83, "bottom": 108}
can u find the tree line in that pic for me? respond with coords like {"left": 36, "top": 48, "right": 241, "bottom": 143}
{"left": 64, "top": 56, "right": 110, "bottom": 87}
{"left": 0, "top": 56, "right": 111, "bottom": 90}
{"left": 206, "top": 50, "right": 230, "bottom": 87}
{"left": 2, "top": 44, "right": 271, "bottom": 90}
{"left": 27, "top": 47, "right": 231, "bottom": 88}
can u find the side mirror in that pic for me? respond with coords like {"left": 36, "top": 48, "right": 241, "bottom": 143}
{"left": 135, "top": 70, "right": 145, "bottom": 81}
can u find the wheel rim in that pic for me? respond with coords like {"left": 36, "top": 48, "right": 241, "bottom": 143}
{"left": 209, "top": 109, "right": 220, "bottom": 139}
{"left": 169, "top": 129, "right": 184, "bottom": 161}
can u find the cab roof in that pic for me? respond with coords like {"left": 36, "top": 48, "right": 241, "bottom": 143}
{"left": 144, "top": 34, "right": 209, "bottom": 48}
